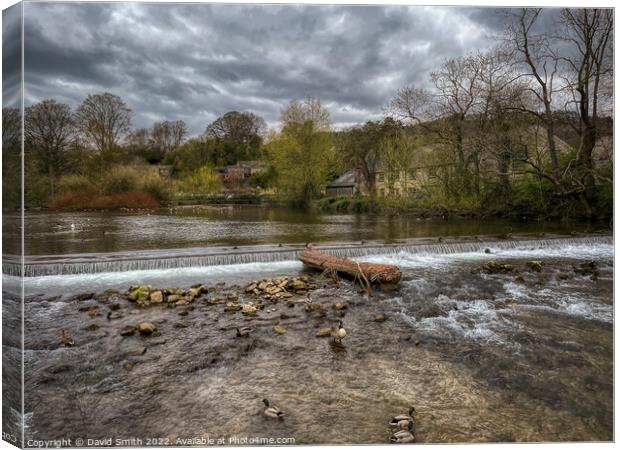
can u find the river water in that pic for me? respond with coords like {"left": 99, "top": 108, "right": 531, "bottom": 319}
{"left": 1, "top": 207, "right": 613, "bottom": 445}
{"left": 1, "top": 206, "right": 606, "bottom": 255}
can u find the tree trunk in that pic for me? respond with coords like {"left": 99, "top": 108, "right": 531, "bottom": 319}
{"left": 299, "top": 248, "right": 402, "bottom": 285}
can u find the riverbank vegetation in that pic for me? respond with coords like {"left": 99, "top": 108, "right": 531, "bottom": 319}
{"left": 2, "top": 8, "right": 612, "bottom": 220}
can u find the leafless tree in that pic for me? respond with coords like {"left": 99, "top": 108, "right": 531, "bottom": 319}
{"left": 280, "top": 97, "right": 331, "bottom": 131}
{"left": 558, "top": 8, "right": 613, "bottom": 185}
{"left": 504, "top": 8, "right": 562, "bottom": 180}
{"left": 151, "top": 120, "right": 188, "bottom": 152}
{"left": 25, "top": 100, "right": 75, "bottom": 197}
{"left": 75, "top": 92, "right": 131, "bottom": 154}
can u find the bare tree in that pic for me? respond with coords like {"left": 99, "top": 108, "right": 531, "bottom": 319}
{"left": 280, "top": 97, "right": 331, "bottom": 131}
{"left": 504, "top": 8, "right": 562, "bottom": 180}
{"left": 75, "top": 92, "right": 131, "bottom": 154}
{"left": 25, "top": 100, "right": 75, "bottom": 197}
{"left": 151, "top": 120, "right": 188, "bottom": 152}
{"left": 559, "top": 8, "right": 613, "bottom": 185}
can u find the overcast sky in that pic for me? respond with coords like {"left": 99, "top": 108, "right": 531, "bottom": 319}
{"left": 21, "top": 2, "right": 512, "bottom": 135}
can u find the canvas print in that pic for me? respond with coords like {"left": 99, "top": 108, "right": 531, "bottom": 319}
{"left": 1, "top": 2, "right": 614, "bottom": 447}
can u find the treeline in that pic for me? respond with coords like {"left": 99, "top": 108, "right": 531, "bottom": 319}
{"left": 2, "top": 93, "right": 271, "bottom": 209}
{"left": 2, "top": 8, "right": 613, "bottom": 220}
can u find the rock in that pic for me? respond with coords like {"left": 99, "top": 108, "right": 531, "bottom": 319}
{"left": 87, "top": 307, "right": 102, "bottom": 317}
{"left": 483, "top": 261, "right": 515, "bottom": 274}
{"left": 85, "top": 323, "right": 100, "bottom": 331}
{"left": 527, "top": 260, "right": 544, "bottom": 272}
{"left": 58, "top": 330, "right": 74, "bottom": 347}
{"left": 282, "top": 292, "right": 293, "bottom": 298}
{"left": 374, "top": 314, "right": 387, "bottom": 322}
{"left": 333, "top": 303, "right": 348, "bottom": 310}
{"left": 242, "top": 303, "right": 258, "bottom": 316}
{"left": 76, "top": 292, "right": 95, "bottom": 301}
{"left": 258, "top": 281, "right": 269, "bottom": 290}
{"left": 108, "top": 303, "right": 121, "bottom": 311}
{"left": 575, "top": 260, "right": 599, "bottom": 279}
{"left": 188, "top": 288, "right": 201, "bottom": 299}
{"left": 272, "top": 325, "right": 286, "bottom": 335}
{"left": 224, "top": 302, "right": 242, "bottom": 312}
{"left": 122, "top": 362, "right": 134, "bottom": 371}
{"left": 120, "top": 326, "right": 137, "bottom": 336}
{"left": 178, "top": 310, "right": 189, "bottom": 316}
{"left": 288, "top": 279, "right": 308, "bottom": 290}
{"left": 315, "top": 327, "right": 332, "bottom": 337}
{"left": 484, "top": 248, "right": 492, "bottom": 254}
{"left": 246, "top": 283, "right": 258, "bottom": 293}
{"left": 199, "top": 284, "right": 209, "bottom": 294}
{"left": 166, "top": 294, "right": 180, "bottom": 303}
{"left": 176, "top": 298, "right": 189, "bottom": 306}
{"left": 137, "top": 322, "right": 157, "bottom": 335}
{"left": 175, "top": 320, "right": 189, "bottom": 328}
{"left": 149, "top": 291, "right": 164, "bottom": 304}
{"left": 127, "top": 285, "right": 150, "bottom": 302}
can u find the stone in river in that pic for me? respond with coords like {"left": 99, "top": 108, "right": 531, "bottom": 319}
{"left": 120, "top": 326, "right": 137, "bottom": 336}
{"left": 272, "top": 325, "right": 286, "bottom": 335}
{"left": 137, "top": 322, "right": 157, "bottom": 335}
{"left": 175, "top": 320, "right": 189, "bottom": 328}
{"left": 315, "top": 327, "right": 332, "bottom": 337}
{"left": 150, "top": 291, "right": 164, "bottom": 304}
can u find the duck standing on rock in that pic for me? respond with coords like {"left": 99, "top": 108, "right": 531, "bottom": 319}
{"left": 390, "top": 420, "right": 415, "bottom": 443}
{"left": 262, "top": 399, "right": 284, "bottom": 419}
{"left": 332, "top": 320, "right": 346, "bottom": 343}
{"left": 389, "top": 406, "right": 415, "bottom": 429}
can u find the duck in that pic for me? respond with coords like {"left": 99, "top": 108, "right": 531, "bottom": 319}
{"left": 390, "top": 420, "right": 415, "bottom": 443}
{"left": 331, "top": 320, "right": 346, "bottom": 343}
{"left": 236, "top": 327, "right": 252, "bottom": 338}
{"left": 262, "top": 399, "right": 284, "bottom": 419}
{"left": 389, "top": 406, "right": 416, "bottom": 429}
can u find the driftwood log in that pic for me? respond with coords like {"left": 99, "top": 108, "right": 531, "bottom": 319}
{"left": 299, "top": 248, "right": 402, "bottom": 285}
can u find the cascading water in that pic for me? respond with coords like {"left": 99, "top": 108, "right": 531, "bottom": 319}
{"left": 3, "top": 235, "right": 612, "bottom": 277}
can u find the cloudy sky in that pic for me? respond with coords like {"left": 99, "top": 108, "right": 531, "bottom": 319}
{"left": 20, "top": 2, "right": 511, "bottom": 135}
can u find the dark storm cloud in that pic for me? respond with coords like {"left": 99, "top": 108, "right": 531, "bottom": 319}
{"left": 23, "top": 2, "right": 503, "bottom": 134}
{"left": 3, "top": 3, "right": 22, "bottom": 109}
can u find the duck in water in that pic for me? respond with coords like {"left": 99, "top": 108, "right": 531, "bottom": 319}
{"left": 262, "top": 399, "right": 284, "bottom": 419}
{"left": 390, "top": 420, "right": 415, "bottom": 443}
{"left": 331, "top": 320, "right": 346, "bottom": 343}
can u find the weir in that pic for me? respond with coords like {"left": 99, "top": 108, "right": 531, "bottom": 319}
{"left": 2, "top": 234, "right": 612, "bottom": 277}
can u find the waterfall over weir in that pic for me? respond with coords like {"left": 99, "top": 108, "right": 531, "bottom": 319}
{"left": 3, "top": 234, "right": 612, "bottom": 277}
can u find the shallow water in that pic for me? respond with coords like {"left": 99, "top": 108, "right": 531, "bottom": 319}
{"left": 5, "top": 238, "right": 612, "bottom": 445}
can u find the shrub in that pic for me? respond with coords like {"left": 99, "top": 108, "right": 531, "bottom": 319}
{"left": 51, "top": 191, "right": 160, "bottom": 210}
{"left": 99, "top": 165, "right": 141, "bottom": 194}
{"left": 174, "top": 166, "right": 221, "bottom": 195}
{"left": 140, "top": 171, "right": 170, "bottom": 201}
{"left": 57, "top": 175, "right": 97, "bottom": 195}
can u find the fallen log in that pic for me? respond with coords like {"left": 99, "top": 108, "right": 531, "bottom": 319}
{"left": 299, "top": 248, "right": 401, "bottom": 285}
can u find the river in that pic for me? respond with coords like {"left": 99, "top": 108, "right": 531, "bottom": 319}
{"left": 1, "top": 206, "right": 613, "bottom": 445}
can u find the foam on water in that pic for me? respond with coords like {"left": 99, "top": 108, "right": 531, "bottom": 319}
{"left": 22, "top": 260, "right": 302, "bottom": 298}
{"left": 361, "top": 241, "right": 613, "bottom": 268}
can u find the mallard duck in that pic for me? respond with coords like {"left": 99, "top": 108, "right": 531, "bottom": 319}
{"left": 236, "top": 327, "right": 252, "bottom": 338}
{"left": 262, "top": 399, "right": 284, "bottom": 419}
{"left": 389, "top": 406, "right": 415, "bottom": 429}
{"left": 332, "top": 320, "right": 346, "bottom": 343}
{"left": 390, "top": 420, "right": 415, "bottom": 443}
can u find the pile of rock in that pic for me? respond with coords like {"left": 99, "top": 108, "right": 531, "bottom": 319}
{"left": 244, "top": 276, "right": 314, "bottom": 302}
{"left": 126, "top": 284, "right": 208, "bottom": 307}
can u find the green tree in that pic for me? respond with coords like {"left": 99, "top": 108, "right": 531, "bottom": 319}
{"left": 379, "top": 129, "right": 414, "bottom": 197}
{"left": 268, "top": 120, "right": 334, "bottom": 208}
